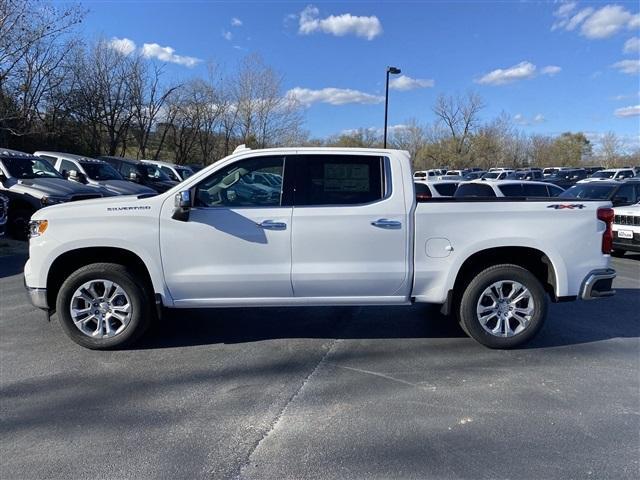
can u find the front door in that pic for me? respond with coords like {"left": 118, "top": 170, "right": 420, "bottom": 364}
{"left": 160, "top": 155, "right": 293, "bottom": 305}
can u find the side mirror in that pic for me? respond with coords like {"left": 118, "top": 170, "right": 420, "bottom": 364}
{"left": 129, "top": 172, "right": 141, "bottom": 183}
{"left": 68, "top": 170, "right": 83, "bottom": 182}
{"left": 172, "top": 190, "right": 191, "bottom": 221}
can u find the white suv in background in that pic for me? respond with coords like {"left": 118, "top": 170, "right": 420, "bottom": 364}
{"left": 142, "top": 160, "right": 194, "bottom": 182}
{"left": 454, "top": 180, "right": 564, "bottom": 198}
{"left": 413, "top": 169, "right": 440, "bottom": 181}
{"left": 612, "top": 203, "right": 640, "bottom": 256}
{"left": 578, "top": 168, "right": 636, "bottom": 183}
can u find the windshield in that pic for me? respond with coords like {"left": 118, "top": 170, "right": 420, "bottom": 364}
{"left": 590, "top": 171, "right": 616, "bottom": 179}
{"left": 482, "top": 172, "right": 500, "bottom": 179}
{"left": 559, "top": 184, "right": 616, "bottom": 199}
{"left": 81, "top": 162, "right": 123, "bottom": 181}
{"left": 1, "top": 157, "right": 63, "bottom": 179}
{"left": 140, "top": 164, "right": 172, "bottom": 181}
{"left": 177, "top": 167, "right": 193, "bottom": 180}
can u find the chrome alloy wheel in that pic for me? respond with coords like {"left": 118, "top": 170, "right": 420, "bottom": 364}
{"left": 475, "top": 281, "right": 535, "bottom": 337}
{"left": 69, "top": 279, "right": 132, "bottom": 338}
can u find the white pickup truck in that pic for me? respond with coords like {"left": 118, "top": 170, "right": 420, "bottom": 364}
{"left": 24, "top": 147, "right": 616, "bottom": 350}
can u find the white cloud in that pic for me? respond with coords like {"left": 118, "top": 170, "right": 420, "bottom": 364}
{"left": 514, "top": 113, "right": 546, "bottom": 126}
{"left": 554, "top": 1, "right": 577, "bottom": 18}
{"left": 623, "top": 36, "right": 640, "bottom": 54}
{"left": 476, "top": 61, "right": 537, "bottom": 85}
{"left": 108, "top": 37, "right": 136, "bottom": 56}
{"left": 541, "top": 65, "right": 562, "bottom": 76}
{"left": 581, "top": 5, "right": 639, "bottom": 39}
{"left": 141, "top": 43, "right": 201, "bottom": 67}
{"left": 614, "top": 105, "right": 640, "bottom": 117}
{"left": 552, "top": 6, "right": 593, "bottom": 31}
{"left": 611, "top": 59, "right": 640, "bottom": 75}
{"left": 231, "top": 17, "right": 242, "bottom": 27}
{"left": 287, "top": 87, "right": 383, "bottom": 106}
{"left": 222, "top": 31, "right": 233, "bottom": 41}
{"left": 298, "top": 5, "right": 382, "bottom": 40}
{"left": 389, "top": 75, "right": 435, "bottom": 91}
{"left": 552, "top": 4, "right": 639, "bottom": 39}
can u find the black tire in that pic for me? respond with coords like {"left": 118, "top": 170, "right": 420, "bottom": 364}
{"left": 56, "top": 263, "right": 152, "bottom": 349}
{"left": 8, "top": 207, "right": 32, "bottom": 240}
{"left": 457, "top": 264, "right": 548, "bottom": 349}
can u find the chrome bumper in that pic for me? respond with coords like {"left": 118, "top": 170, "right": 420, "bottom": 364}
{"left": 24, "top": 278, "right": 49, "bottom": 310}
{"left": 580, "top": 268, "right": 616, "bottom": 300}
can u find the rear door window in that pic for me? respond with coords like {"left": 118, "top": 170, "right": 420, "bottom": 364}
{"left": 522, "top": 184, "right": 549, "bottom": 197}
{"left": 454, "top": 183, "right": 497, "bottom": 197}
{"left": 293, "top": 155, "right": 384, "bottom": 206}
{"left": 498, "top": 184, "right": 524, "bottom": 197}
{"left": 433, "top": 183, "right": 458, "bottom": 196}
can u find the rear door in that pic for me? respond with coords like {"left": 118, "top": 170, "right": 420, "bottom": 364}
{"left": 289, "top": 153, "right": 410, "bottom": 299}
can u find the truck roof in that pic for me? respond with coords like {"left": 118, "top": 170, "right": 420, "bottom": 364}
{"left": 0, "top": 148, "right": 36, "bottom": 159}
{"left": 34, "top": 151, "right": 106, "bottom": 164}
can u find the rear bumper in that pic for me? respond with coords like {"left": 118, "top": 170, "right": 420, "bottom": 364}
{"left": 580, "top": 268, "right": 616, "bottom": 300}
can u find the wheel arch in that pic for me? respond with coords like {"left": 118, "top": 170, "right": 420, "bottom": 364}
{"left": 46, "top": 247, "right": 158, "bottom": 311}
{"left": 445, "top": 246, "right": 561, "bottom": 315}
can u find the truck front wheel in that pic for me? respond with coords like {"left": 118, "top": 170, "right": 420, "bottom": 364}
{"left": 56, "top": 263, "right": 152, "bottom": 349}
{"left": 458, "top": 264, "right": 548, "bottom": 349}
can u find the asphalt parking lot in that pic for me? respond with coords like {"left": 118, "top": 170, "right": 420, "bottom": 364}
{"left": 1, "top": 248, "right": 639, "bottom": 480}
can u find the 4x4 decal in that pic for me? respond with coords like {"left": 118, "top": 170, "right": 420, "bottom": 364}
{"left": 547, "top": 204, "right": 586, "bottom": 210}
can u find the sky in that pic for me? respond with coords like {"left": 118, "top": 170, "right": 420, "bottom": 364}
{"left": 77, "top": 0, "right": 640, "bottom": 149}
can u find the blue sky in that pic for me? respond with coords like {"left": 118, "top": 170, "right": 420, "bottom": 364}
{"left": 78, "top": 1, "right": 639, "bottom": 147}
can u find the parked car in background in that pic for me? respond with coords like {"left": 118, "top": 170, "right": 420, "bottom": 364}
{"left": 99, "top": 156, "right": 179, "bottom": 193}
{"left": 34, "top": 152, "right": 157, "bottom": 197}
{"left": 455, "top": 180, "right": 564, "bottom": 198}
{"left": 0, "top": 148, "right": 103, "bottom": 237}
{"left": 414, "top": 169, "right": 440, "bottom": 181}
{"left": 462, "top": 171, "right": 486, "bottom": 180}
{"left": 507, "top": 169, "right": 543, "bottom": 180}
{"left": 0, "top": 193, "right": 8, "bottom": 237}
{"left": 186, "top": 163, "right": 205, "bottom": 173}
{"left": 612, "top": 203, "right": 640, "bottom": 256}
{"left": 24, "top": 146, "right": 616, "bottom": 351}
{"left": 414, "top": 181, "right": 460, "bottom": 200}
{"left": 437, "top": 174, "right": 464, "bottom": 181}
{"left": 578, "top": 168, "right": 636, "bottom": 183}
{"left": 585, "top": 166, "right": 604, "bottom": 175}
{"left": 542, "top": 167, "right": 573, "bottom": 177}
{"left": 542, "top": 168, "right": 588, "bottom": 188}
{"left": 142, "top": 160, "right": 194, "bottom": 182}
{"left": 560, "top": 179, "right": 640, "bottom": 207}
{"left": 481, "top": 170, "right": 514, "bottom": 180}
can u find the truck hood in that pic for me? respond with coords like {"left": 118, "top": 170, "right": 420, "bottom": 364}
{"left": 33, "top": 193, "right": 159, "bottom": 220}
{"left": 95, "top": 179, "right": 157, "bottom": 195}
{"left": 7, "top": 177, "right": 101, "bottom": 199}
{"left": 613, "top": 205, "right": 640, "bottom": 216}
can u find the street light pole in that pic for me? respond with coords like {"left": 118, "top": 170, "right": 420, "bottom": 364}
{"left": 384, "top": 66, "right": 401, "bottom": 148}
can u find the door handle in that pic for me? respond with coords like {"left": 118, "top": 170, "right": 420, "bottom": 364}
{"left": 371, "top": 219, "right": 402, "bottom": 229}
{"left": 257, "top": 220, "right": 287, "bottom": 230}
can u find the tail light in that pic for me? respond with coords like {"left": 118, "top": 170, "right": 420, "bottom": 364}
{"left": 416, "top": 191, "right": 432, "bottom": 202}
{"left": 597, "top": 207, "right": 614, "bottom": 254}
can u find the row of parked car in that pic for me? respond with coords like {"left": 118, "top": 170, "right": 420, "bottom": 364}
{"left": 0, "top": 148, "right": 203, "bottom": 237}
{"left": 415, "top": 166, "right": 638, "bottom": 187}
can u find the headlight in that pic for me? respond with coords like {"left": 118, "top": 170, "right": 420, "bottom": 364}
{"left": 28, "top": 220, "right": 48, "bottom": 238}
{"left": 40, "top": 196, "right": 66, "bottom": 206}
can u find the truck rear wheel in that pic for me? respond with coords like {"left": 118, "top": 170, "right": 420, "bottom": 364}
{"left": 56, "top": 263, "right": 152, "bottom": 349}
{"left": 458, "top": 264, "right": 548, "bottom": 349}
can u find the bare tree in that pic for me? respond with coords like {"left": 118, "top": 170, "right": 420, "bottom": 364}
{"left": 598, "top": 131, "right": 622, "bottom": 167}
{"left": 431, "top": 91, "right": 485, "bottom": 167}
{"left": 130, "top": 61, "right": 179, "bottom": 159}
{"left": 69, "top": 40, "right": 138, "bottom": 155}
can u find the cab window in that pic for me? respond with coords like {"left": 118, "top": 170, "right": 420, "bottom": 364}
{"left": 195, "top": 156, "right": 284, "bottom": 208}
{"left": 293, "top": 155, "right": 384, "bottom": 206}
